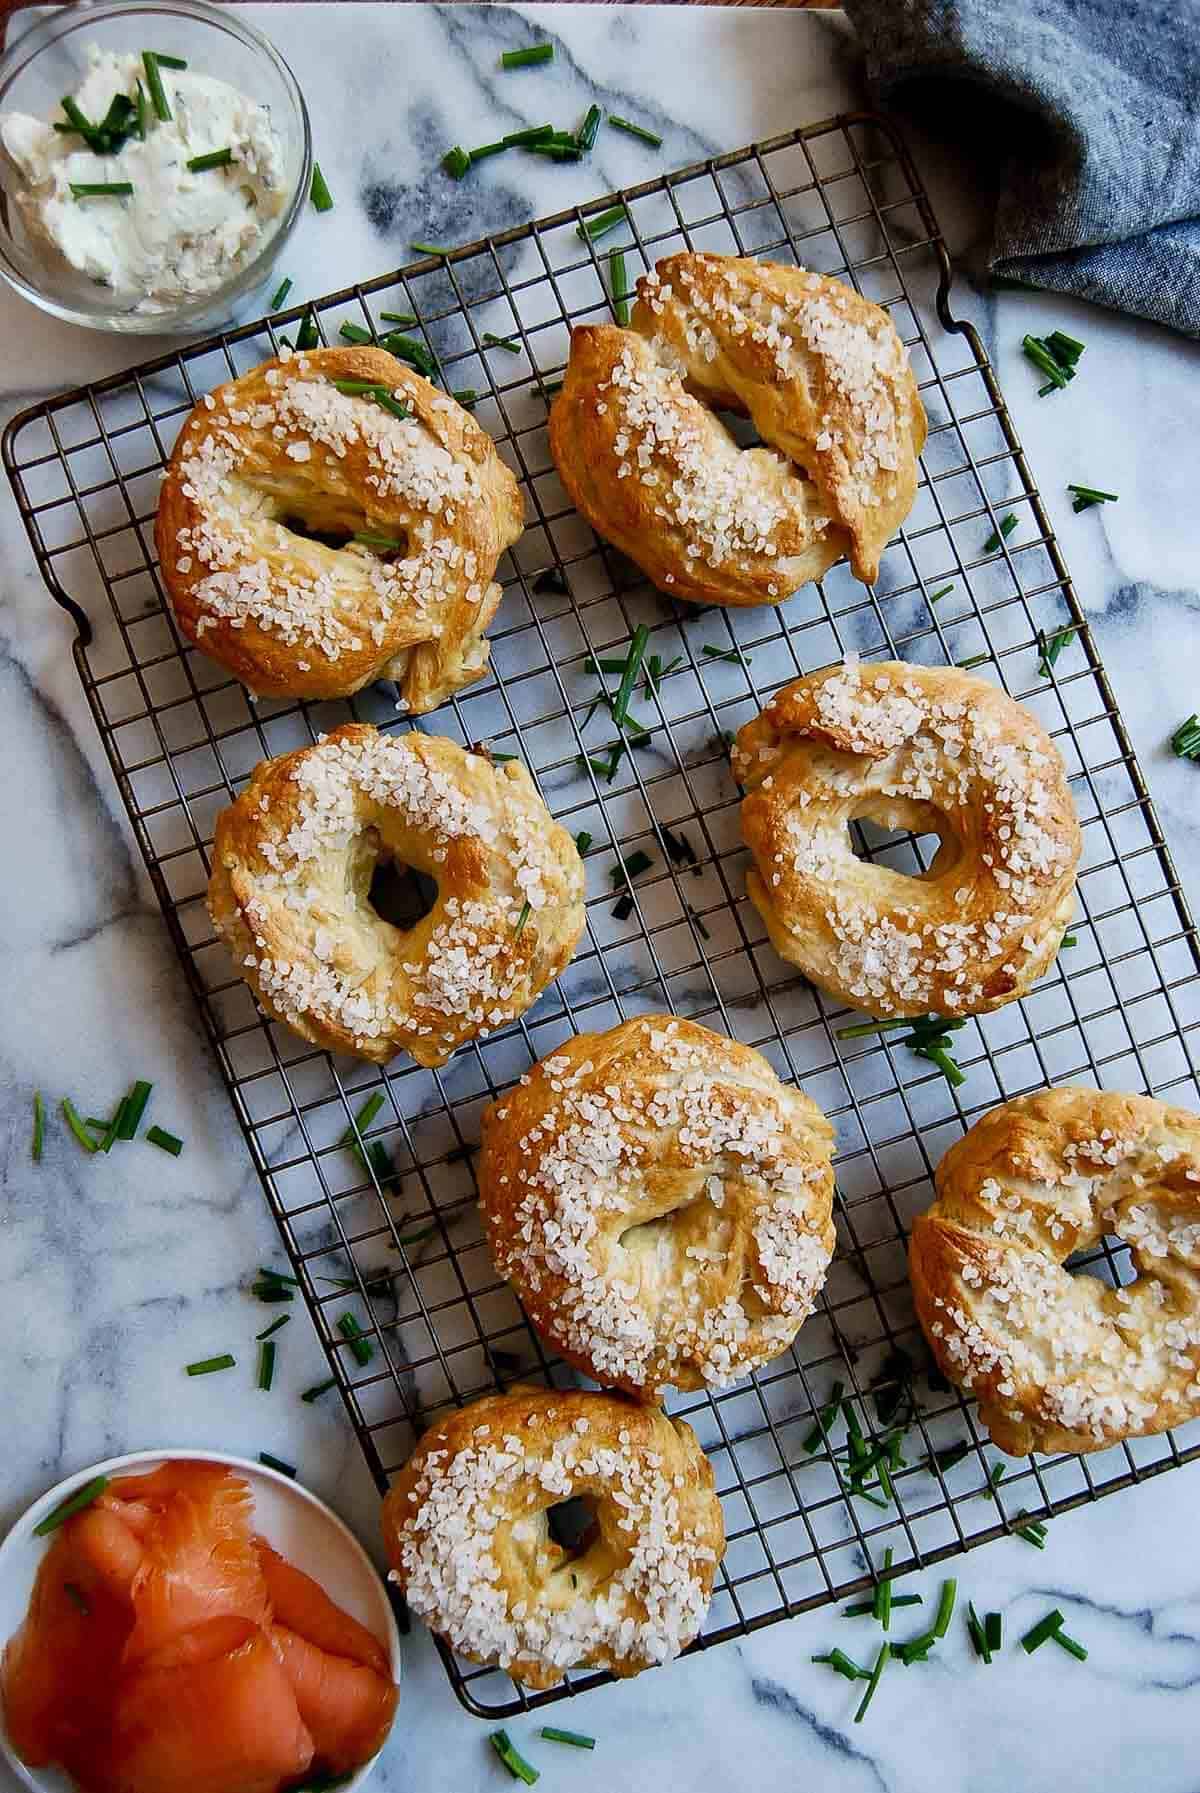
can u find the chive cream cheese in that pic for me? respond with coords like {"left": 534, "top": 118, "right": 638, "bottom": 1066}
{"left": 0, "top": 46, "right": 289, "bottom": 311}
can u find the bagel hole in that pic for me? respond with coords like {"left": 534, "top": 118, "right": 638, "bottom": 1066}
{"left": 278, "top": 512, "right": 356, "bottom": 552}
{"left": 545, "top": 1494, "right": 598, "bottom": 1559}
{"left": 848, "top": 801, "right": 958, "bottom": 880}
{"left": 1065, "top": 1237, "right": 1137, "bottom": 1289}
{"left": 367, "top": 853, "right": 438, "bottom": 931}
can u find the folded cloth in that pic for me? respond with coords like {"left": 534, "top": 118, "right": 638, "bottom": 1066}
{"left": 841, "top": 0, "right": 1200, "bottom": 337}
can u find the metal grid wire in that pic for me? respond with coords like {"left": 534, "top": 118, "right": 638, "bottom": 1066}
{"left": 6, "top": 111, "right": 1200, "bottom": 1718}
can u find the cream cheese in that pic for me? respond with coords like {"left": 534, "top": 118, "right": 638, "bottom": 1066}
{"left": 0, "top": 46, "right": 289, "bottom": 311}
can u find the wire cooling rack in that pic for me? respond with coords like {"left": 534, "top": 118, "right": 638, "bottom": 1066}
{"left": 6, "top": 111, "right": 1200, "bottom": 1718}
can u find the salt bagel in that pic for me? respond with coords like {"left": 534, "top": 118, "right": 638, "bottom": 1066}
{"left": 156, "top": 345, "right": 524, "bottom": 711}
{"left": 547, "top": 251, "right": 926, "bottom": 606}
{"left": 381, "top": 1386, "right": 724, "bottom": 1689}
{"left": 478, "top": 1016, "right": 836, "bottom": 1398}
{"left": 207, "top": 723, "right": 584, "bottom": 1066}
{"left": 735, "top": 660, "right": 1081, "bottom": 1018}
{"left": 911, "top": 1088, "right": 1200, "bottom": 1455}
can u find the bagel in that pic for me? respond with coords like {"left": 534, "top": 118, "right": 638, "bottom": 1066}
{"left": 381, "top": 1386, "right": 723, "bottom": 1688}
{"left": 155, "top": 346, "right": 524, "bottom": 711}
{"left": 478, "top": 1016, "right": 836, "bottom": 1397}
{"left": 735, "top": 660, "right": 1081, "bottom": 1017}
{"left": 547, "top": 251, "right": 925, "bottom": 606}
{"left": 207, "top": 723, "right": 584, "bottom": 1066}
{"left": 911, "top": 1088, "right": 1200, "bottom": 1455}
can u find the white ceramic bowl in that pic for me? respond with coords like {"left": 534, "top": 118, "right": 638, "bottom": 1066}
{"left": 0, "top": 1449, "right": 401, "bottom": 1793}
{"left": 0, "top": 0, "right": 311, "bottom": 332}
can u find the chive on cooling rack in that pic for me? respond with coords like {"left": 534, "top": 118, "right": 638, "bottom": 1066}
{"left": 6, "top": 111, "right": 1200, "bottom": 1718}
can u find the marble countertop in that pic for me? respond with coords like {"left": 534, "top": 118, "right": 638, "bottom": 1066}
{"left": 2, "top": 6, "right": 1199, "bottom": 1790}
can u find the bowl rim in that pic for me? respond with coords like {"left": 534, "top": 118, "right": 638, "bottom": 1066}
{"left": 0, "top": 1447, "right": 402, "bottom": 1793}
{"left": 0, "top": 0, "right": 313, "bottom": 333}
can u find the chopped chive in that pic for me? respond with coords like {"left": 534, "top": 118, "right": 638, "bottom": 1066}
{"left": 503, "top": 124, "right": 556, "bottom": 146}
{"left": 133, "top": 78, "right": 147, "bottom": 139}
{"left": 586, "top": 656, "right": 629, "bottom": 675}
{"left": 1052, "top": 1628, "right": 1088, "bottom": 1661}
{"left": 186, "top": 1354, "right": 236, "bottom": 1377}
{"left": 540, "top": 377, "right": 564, "bottom": 397}
{"left": 608, "top": 113, "right": 663, "bottom": 148}
{"left": 609, "top": 248, "right": 630, "bottom": 325}
{"left": 957, "top": 653, "right": 991, "bottom": 670}
{"left": 186, "top": 147, "right": 233, "bottom": 172}
{"left": 141, "top": 51, "right": 171, "bottom": 121}
{"left": 985, "top": 1610, "right": 1003, "bottom": 1652}
{"left": 854, "top": 1642, "right": 890, "bottom": 1722}
{"left": 983, "top": 513, "right": 1018, "bottom": 553}
{"left": 341, "top": 1091, "right": 385, "bottom": 1157}
{"left": 378, "top": 310, "right": 416, "bottom": 326}
{"left": 295, "top": 311, "right": 320, "bottom": 351}
{"left": 540, "top": 1727, "right": 595, "bottom": 1750}
{"left": 845, "top": 1595, "right": 922, "bottom": 1617}
{"left": 1046, "top": 329, "right": 1085, "bottom": 363}
{"left": 251, "top": 1281, "right": 295, "bottom": 1305}
{"left": 836, "top": 1016, "right": 913, "bottom": 1038}
{"left": 380, "top": 332, "right": 436, "bottom": 377}
{"left": 489, "top": 751, "right": 519, "bottom": 763}
{"left": 514, "top": 900, "right": 532, "bottom": 938}
{"left": 660, "top": 823, "right": 699, "bottom": 871}
{"left": 338, "top": 321, "right": 374, "bottom": 345}
{"left": 929, "top": 583, "right": 954, "bottom": 602}
{"left": 611, "top": 892, "right": 635, "bottom": 923}
{"left": 873, "top": 1548, "right": 894, "bottom": 1629}
{"left": 609, "top": 849, "right": 653, "bottom": 885}
{"left": 33, "top": 1475, "right": 109, "bottom": 1538}
{"left": 61, "top": 1098, "right": 98, "bottom": 1155}
{"left": 97, "top": 1102, "right": 126, "bottom": 1153}
{"left": 812, "top": 1648, "right": 869, "bottom": 1682}
{"left": 612, "top": 623, "right": 650, "bottom": 726}
{"left": 483, "top": 332, "right": 521, "bottom": 352}
{"left": 576, "top": 204, "right": 628, "bottom": 242}
{"left": 269, "top": 277, "right": 293, "bottom": 311}
{"left": 145, "top": 1125, "right": 182, "bottom": 1156}
{"left": 1037, "top": 623, "right": 1080, "bottom": 677}
{"left": 151, "top": 51, "right": 187, "bottom": 69}
{"left": 1170, "top": 714, "right": 1200, "bottom": 759}
{"left": 452, "top": 388, "right": 479, "bottom": 408}
{"left": 966, "top": 1601, "right": 992, "bottom": 1663}
{"left": 988, "top": 1460, "right": 1008, "bottom": 1489}
{"left": 932, "top": 1579, "right": 957, "bottom": 1639}
{"left": 256, "top": 1314, "right": 291, "bottom": 1342}
{"left": 353, "top": 532, "right": 405, "bottom": 551}
{"left": 802, "top": 1380, "right": 845, "bottom": 1452}
{"left": 64, "top": 1581, "right": 91, "bottom": 1614}
{"left": 32, "top": 1091, "right": 45, "bottom": 1162}
{"left": 927, "top": 1441, "right": 971, "bottom": 1474}
{"left": 702, "top": 643, "right": 749, "bottom": 665}
{"left": 310, "top": 162, "right": 334, "bottom": 212}
{"left": 337, "top": 1313, "right": 373, "bottom": 1366}
{"left": 441, "top": 145, "right": 471, "bottom": 179}
{"left": 1014, "top": 1516, "right": 1048, "bottom": 1549}
{"left": 688, "top": 906, "right": 712, "bottom": 942}
{"left": 59, "top": 95, "right": 95, "bottom": 136}
{"left": 1021, "top": 1609, "right": 1065, "bottom": 1654}
{"left": 258, "top": 1339, "right": 276, "bottom": 1391}
{"left": 577, "top": 104, "right": 602, "bottom": 153}
{"left": 302, "top": 1378, "right": 337, "bottom": 1402}
{"left": 410, "top": 240, "right": 456, "bottom": 257}
{"left": 1060, "top": 932, "right": 1078, "bottom": 951}
{"left": 1068, "top": 483, "right": 1118, "bottom": 511}
{"left": 491, "top": 1729, "right": 539, "bottom": 1783}
{"left": 527, "top": 141, "right": 582, "bottom": 162}
{"left": 259, "top": 1452, "right": 297, "bottom": 1478}
{"left": 71, "top": 182, "right": 134, "bottom": 198}
{"left": 574, "top": 830, "right": 593, "bottom": 855}
{"left": 501, "top": 42, "right": 554, "bottom": 68}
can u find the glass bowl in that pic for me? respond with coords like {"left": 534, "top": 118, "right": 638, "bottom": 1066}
{"left": 0, "top": 0, "right": 311, "bottom": 333}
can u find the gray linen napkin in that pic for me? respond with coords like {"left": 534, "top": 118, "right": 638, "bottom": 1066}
{"left": 841, "top": 0, "right": 1200, "bottom": 337}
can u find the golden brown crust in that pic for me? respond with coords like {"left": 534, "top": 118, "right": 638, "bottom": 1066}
{"left": 478, "top": 1016, "right": 835, "bottom": 1397}
{"left": 207, "top": 723, "right": 584, "bottom": 1067}
{"left": 911, "top": 1088, "right": 1200, "bottom": 1455}
{"left": 735, "top": 660, "right": 1081, "bottom": 1018}
{"left": 156, "top": 347, "right": 524, "bottom": 711}
{"left": 547, "top": 252, "right": 925, "bottom": 607}
{"left": 382, "top": 1387, "right": 723, "bottom": 1688}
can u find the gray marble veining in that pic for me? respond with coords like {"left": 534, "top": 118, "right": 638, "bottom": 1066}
{"left": 1, "top": 7, "right": 1198, "bottom": 1790}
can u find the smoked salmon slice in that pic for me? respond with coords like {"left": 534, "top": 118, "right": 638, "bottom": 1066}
{"left": 1, "top": 1462, "right": 397, "bottom": 1793}
{"left": 101, "top": 1616, "right": 315, "bottom": 1793}
{"left": 256, "top": 1539, "right": 390, "bottom": 1676}
{"left": 270, "top": 1623, "right": 398, "bottom": 1776}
